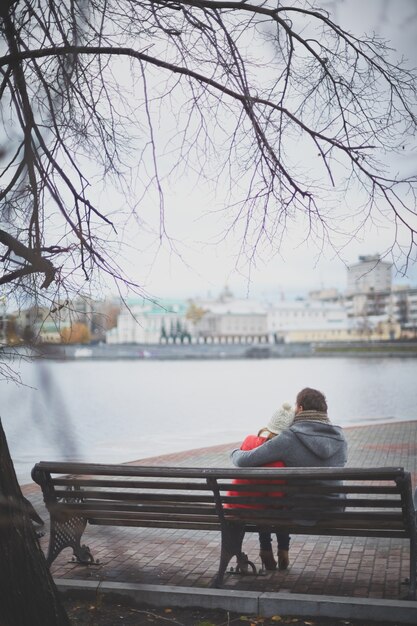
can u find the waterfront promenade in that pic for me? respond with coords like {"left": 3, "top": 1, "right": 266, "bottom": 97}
{"left": 23, "top": 420, "right": 417, "bottom": 601}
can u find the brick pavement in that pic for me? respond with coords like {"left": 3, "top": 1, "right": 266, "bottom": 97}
{"left": 23, "top": 420, "right": 417, "bottom": 600}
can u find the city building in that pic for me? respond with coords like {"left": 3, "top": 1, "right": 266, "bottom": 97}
{"left": 267, "top": 300, "right": 350, "bottom": 343}
{"left": 191, "top": 296, "right": 268, "bottom": 344}
{"left": 9, "top": 252, "right": 413, "bottom": 347}
{"left": 392, "top": 286, "right": 417, "bottom": 337}
{"left": 344, "top": 256, "right": 417, "bottom": 337}
{"left": 7, "top": 297, "right": 119, "bottom": 344}
{"left": 12, "top": 304, "right": 62, "bottom": 343}
{"left": 346, "top": 254, "right": 392, "bottom": 295}
{"left": 105, "top": 270, "right": 412, "bottom": 346}
{"left": 344, "top": 290, "right": 395, "bottom": 319}
{"left": 308, "top": 288, "right": 341, "bottom": 302}
{"left": 106, "top": 299, "right": 191, "bottom": 344}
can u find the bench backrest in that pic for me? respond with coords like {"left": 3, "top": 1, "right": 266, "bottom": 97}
{"left": 214, "top": 466, "right": 415, "bottom": 538}
{"left": 32, "top": 463, "right": 222, "bottom": 531}
{"left": 32, "top": 463, "right": 415, "bottom": 538}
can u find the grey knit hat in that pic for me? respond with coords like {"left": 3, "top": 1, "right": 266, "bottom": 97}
{"left": 266, "top": 402, "right": 295, "bottom": 435}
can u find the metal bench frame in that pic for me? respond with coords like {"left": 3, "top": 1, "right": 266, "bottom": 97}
{"left": 32, "top": 463, "right": 417, "bottom": 599}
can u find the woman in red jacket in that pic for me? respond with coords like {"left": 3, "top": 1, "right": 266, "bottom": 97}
{"left": 228, "top": 402, "right": 295, "bottom": 570}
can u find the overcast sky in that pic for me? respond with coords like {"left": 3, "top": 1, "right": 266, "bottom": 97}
{"left": 109, "top": 0, "right": 417, "bottom": 303}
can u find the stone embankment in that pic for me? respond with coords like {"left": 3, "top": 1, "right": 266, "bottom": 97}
{"left": 16, "top": 340, "right": 417, "bottom": 360}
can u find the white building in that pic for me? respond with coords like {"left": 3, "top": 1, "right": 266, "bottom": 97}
{"left": 106, "top": 299, "right": 191, "bottom": 344}
{"left": 407, "top": 289, "right": 417, "bottom": 335}
{"left": 193, "top": 295, "right": 268, "bottom": 343}
{"left": 344, "top": 290, "right": 395, "bottom": 319}
{"left": 267, "top": 300, "right": 350, "bottom": 343}
{"left": 308, "top": 288, "right": 341, "bottom": 302}
{"left": 343, "top": 283, "right": 417, "bottom": 335}
{"left": 392, "top": 286, "right": 417, "bottom": 336}
{"left": 347, "top": 254, "right": 392, "bottom": 295}
{"left": 106, "top": 273, "right": 416, "bottom": 346}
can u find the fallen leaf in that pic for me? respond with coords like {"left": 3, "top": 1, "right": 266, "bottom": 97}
{"left": 164, "top": 608, "right": 173, "bottom": 613}
{"left": 271, "top": 617, "right": 282, "bottom": 622}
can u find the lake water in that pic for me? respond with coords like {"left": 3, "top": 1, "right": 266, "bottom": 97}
{"left": 1, "top": 357, "right": 416, "bottom": 483}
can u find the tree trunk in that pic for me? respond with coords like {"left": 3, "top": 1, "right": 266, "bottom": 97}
{"left": 0, "top": 419, "right": 70, "bottom": 626}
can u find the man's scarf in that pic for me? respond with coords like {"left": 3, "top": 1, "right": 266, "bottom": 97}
{"left": 293, "top": 410, "right": 330, "bottom": 424}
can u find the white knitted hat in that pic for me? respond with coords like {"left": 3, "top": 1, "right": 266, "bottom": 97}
{"left": 266, "top": 402, "right": 295, "bottom": 435}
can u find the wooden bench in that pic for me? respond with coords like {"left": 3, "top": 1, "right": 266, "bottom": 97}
{"left": 31, "top": 462, "right": 417, "bottom": 599}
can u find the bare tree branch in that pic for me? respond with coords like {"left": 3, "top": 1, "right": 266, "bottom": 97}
{"left": 0, "top": 229, "right": 56, "bottom": 287}
{"left": 0, "top": 0, "right": 416, "bottom": 294}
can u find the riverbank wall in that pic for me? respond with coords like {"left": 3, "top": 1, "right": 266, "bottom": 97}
{"left": 13, "top": 340, "right": 417, "bottom": 360}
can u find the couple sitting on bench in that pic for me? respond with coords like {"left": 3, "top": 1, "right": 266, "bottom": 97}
{"left": 230, "top": 387, "right": 348, "bottom": 571}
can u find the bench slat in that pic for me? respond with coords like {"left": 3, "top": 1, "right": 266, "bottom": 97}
{"left": 53, "top": 507, "right": 408, "bottom": 536}
{"left": 91, "top": 518, "right": 221, "bottom": 530}
{"left": 241, "top": 523, "right": 409, "bottom": 538}
{"left": 225, "top": 509, "right": 405, "bottom": 522}
{"left": 53, "top": 491, "right": 403, "bottom": 509}
{"left": 51, "top": 492, "right": 402, "bottom": 516}
{"left": 51, "top": 488, "right": 403, "bottom": 509}
{"left": 89, "top": 518, "right": 407, "bottom": 537}
{"left": 56, "top": 501, "right": 404, "bottom": 523}
{"left": 58, "top": 503, "right": 218, "bottom": 516}
{"left": 53, "top": 478, "right": 213, "bottom": 490}
{"left": 217, "top": 483, "right": 402, "bottom": 495}
{"left": 221, "top": 496, "right": 402, "bottom": 508}
{"left": 34, "top": 462, "right": 405, "bottom": 481}
{"left": 64, "top": 508, "right": 221, "bottom": 523}
{"left": 54, "top": 490, "right": 216, "bottom": 503}
{"left": 232, "top": 517, "right": 407, "bottom": 532}
{"left": 51, "top": 481, "right": 402, "bottom": 496}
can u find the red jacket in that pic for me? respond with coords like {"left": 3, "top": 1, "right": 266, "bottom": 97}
{"left": 226, "top": 434, "right": 285, "bottom": 509}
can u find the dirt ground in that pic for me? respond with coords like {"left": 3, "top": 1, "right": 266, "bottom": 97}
{"left": 63, "top": 598, "right": 406, "bottom": 626}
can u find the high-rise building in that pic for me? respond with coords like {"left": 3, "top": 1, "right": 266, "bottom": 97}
{"left": 346, "top": 254, "right": 392, "bottom": 295}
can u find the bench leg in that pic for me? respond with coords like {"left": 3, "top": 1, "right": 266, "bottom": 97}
{"left": 407, "top": 530, "right": 416, "bottom": 600}
{"left": 212, "top": 523, "right": 245, "bottom": 588}
{"left": 46, "top": 512, "right": 94, "bottom": 566}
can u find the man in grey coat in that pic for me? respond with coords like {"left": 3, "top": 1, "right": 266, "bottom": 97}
{"left": 230, "top": 387, "right": 348, "bottom": 569}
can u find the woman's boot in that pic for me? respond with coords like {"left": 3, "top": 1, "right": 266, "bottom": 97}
{"left": 278, "top": 549, "right": 289, "bottom": 570}
{"left": 259, "top": 549, "right": 277, "bottom": 570}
